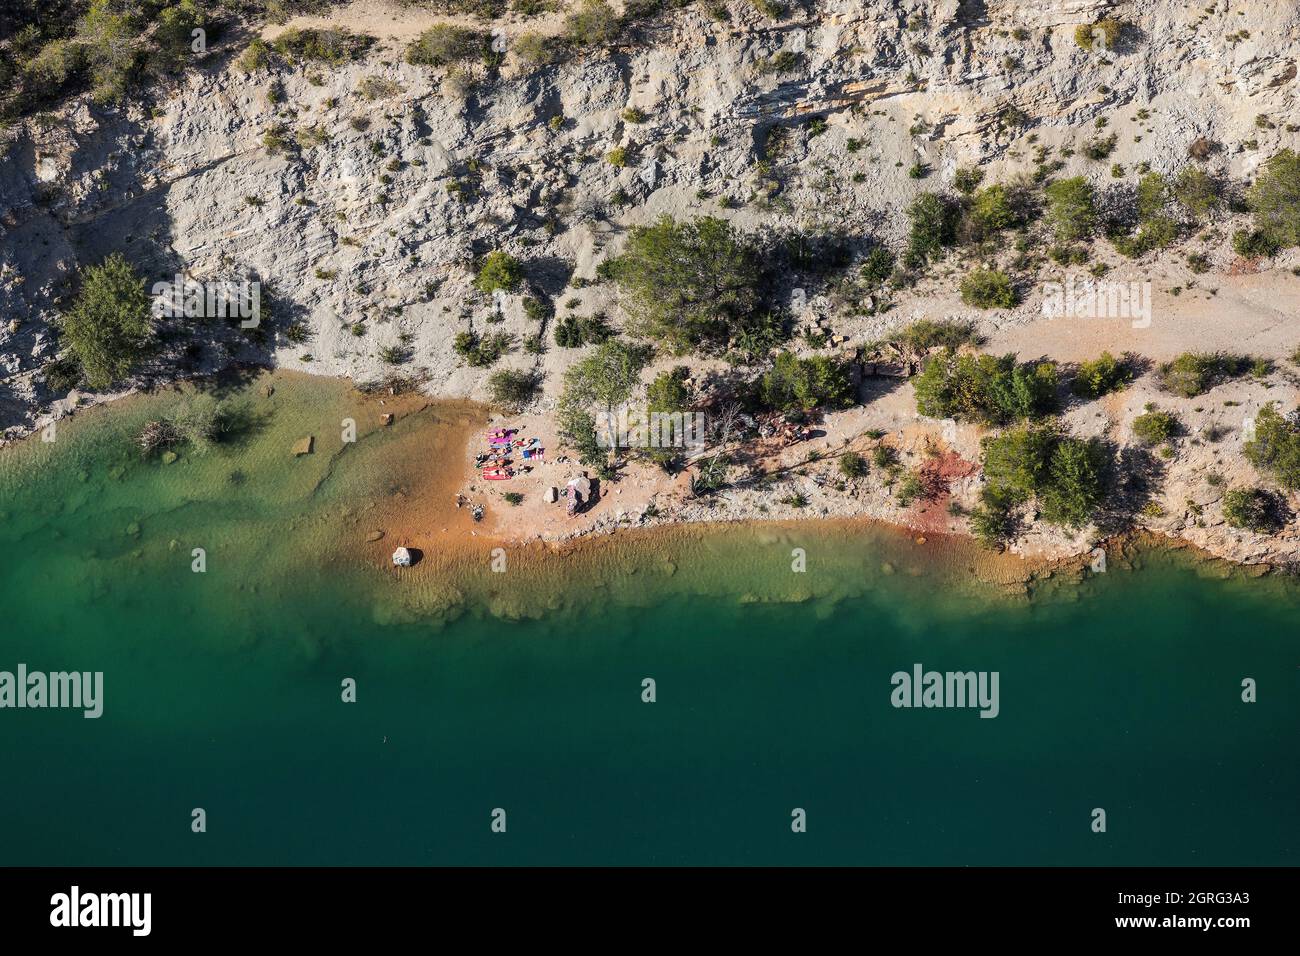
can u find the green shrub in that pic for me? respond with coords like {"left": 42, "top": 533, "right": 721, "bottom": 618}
{"left": 1245, "top": 149, "right": 1300, "bottom": 250}
{"left": 1082, "top": 133, "right": 1118, "bottom": 161}
{"left": 1157, "top": 352, "right": 1250, "bottom": 397}
{"left": 237, "top": 38, "right": 271, "bottom": 72}
{"left": 1244, "top": 404, "right": 1300, "bottom": 489}
{"left": 860, "top": 246, "right": 896, "bottom": 285}
{"left": 406, "top": 25, "right": 487, "bottom": 66}
{"left": 968, "top": 184, "right": 1016, "bottom": 234}
{"left": 273, "top": 27, "right": 374, "bottom": 65}
{"left": 756, "top": 50, "right": 802, "bottom": 75}
{"left": 59, "top": 253, "right": 152, "bottom": 390}
{"left": 1173, "top": 167, "right": 1221, "bottom": 217}
{"left": 1232, "top": 228, "right": 1282, "bottom": 259}
{"left": 647, "top": 366, "right": 691, "bottom": 414}
{"left": 565, "top": 0, "right": 620, "bottom": 45}
{"left": 913, "top": 349, "right": 1058, "bottom": 425}
{"left": 981, "top": 423, "right": 1106, "bottom": 531}
{"left": 488, "top": 369, "right": 540, "bottom": 410}
{"left": 1222, "top": 487, "right": 1275, "bottom": 533}
{"left": 905, "top": 191, "right": 959, "bottom": 263}
{"left": 895, "top": 470, "right": 926, "bottom": 505}
{"left": 959, "top": 268, "right": 1018, "bottom": 309}
{"left": 1043, "top": 177, "right": 1096, "bottom": 241}
{"left": 969, "top": 486, "right": 1017, "bottom": 545}
{"left": 1132, "top": 406, "right": 1179, "bottom": 446}
{"left": 896, "top": 319, "right": 978, "bottom": 353}
{"left": 475, "top": 251, "right": 524, "bottom": 294}
{"left": 515, "top": 31, "right": 561, "bottom": 66}
{"left": 1072, "top": 351, "right": 1130, "bottom": 398}
{"left": 839, "top": 451, "right": 868, "bottom": 479}
{"left": 759, "top": 352, "right": 855, "bottom": 411}
{"left": 953, "top": 166, "right": 985, "bottom": 195}
{"left": 454, "top": 330, "right": 514, "bottom": 367}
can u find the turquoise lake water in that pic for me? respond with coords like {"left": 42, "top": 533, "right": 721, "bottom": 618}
{"left": 1, "top": 375, "right": 1297, "bottom": 865}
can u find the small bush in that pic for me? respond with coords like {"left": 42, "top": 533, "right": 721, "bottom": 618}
{"left": 488, "top": 369, "right": 540, "bottom": 410}
{"left": 406, "top": 25, "right": 487, "bottom": 67}
{"left": 1074, "top": 18, "right": 1125, "bottom": 52}
{"left": 839, "top": 451, "right": 867, "bottom": 479}
{"left": 1157, "top": 352, "right": 1250, "bottom": 397}
{"left": 273, "top": 28, "right": 374, "bottom": 66}
{"left": 565, "top": 0, "right": 620, "bottom": 46}
{"left": 1043, "top": 177, "right": 1096, "bottom": 242}
{"left": 959, "top": 268, "right": 1017, "bottom": 309}
{"left": 1132, "top": 407, "right": 1179, "bottom": 446}
{"left": 895, "top": 471, "right": 926, "bottom": 506}
{"left": 1072, "top": 352, "right": 1131, "bottom": 398}
{"left": 896, "top": 319, "right": 978, "bottom": 353}
{"left": 475, "top": 251, "right": 524, "bottom": 294}
{"left": 1222, "top": 487, "right": 1276, "bottom": 533}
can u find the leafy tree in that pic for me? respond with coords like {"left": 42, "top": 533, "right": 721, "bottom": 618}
{"left": 905, "top": 191, "right": 958, "bottom": 263}
{"left": 560, "top": 339, "right": 652, "bottom": 412}
{"left": 759, "top": 352, "right": 854, "bottom": 411}
{"left": 982, "top": 422, "right": 1057, "bottom": 498}
{"left": 60, "top": 253, "right": 152, "bottom": 390}
{"left": 978, "top": 424, "right": 1106, "bottom": 535}
{"left": 608, "top": 216, "right": 762, "bottom": 353}
{"left": 1039, "top": 436, "right": 1106, "bottom": 528}
{"left": 153, "top": 1, "right": 205, "bottom": 72}
{"left": 77, "top": 0, "right": 142, "bottom": 103}
{"left": 1246, "top": 149, "right": 1300, "bottom": 249}
{"left": 557, "top": 340, "right": 652, "bottom": 468}
{"left": 1244, "top": 404, "right": 1300, "bottom": 489}
{"left": 913, "top": 349, "right": 1058, "bottom": 425}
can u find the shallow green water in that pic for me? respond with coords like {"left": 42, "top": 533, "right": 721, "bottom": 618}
{"left": 1, "top": 375, "right": 1297, "bottom": 865}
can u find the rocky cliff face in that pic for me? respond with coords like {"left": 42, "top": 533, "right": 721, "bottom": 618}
{"left": 1, "top": 0, "right": 1298, "bottom": 440}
